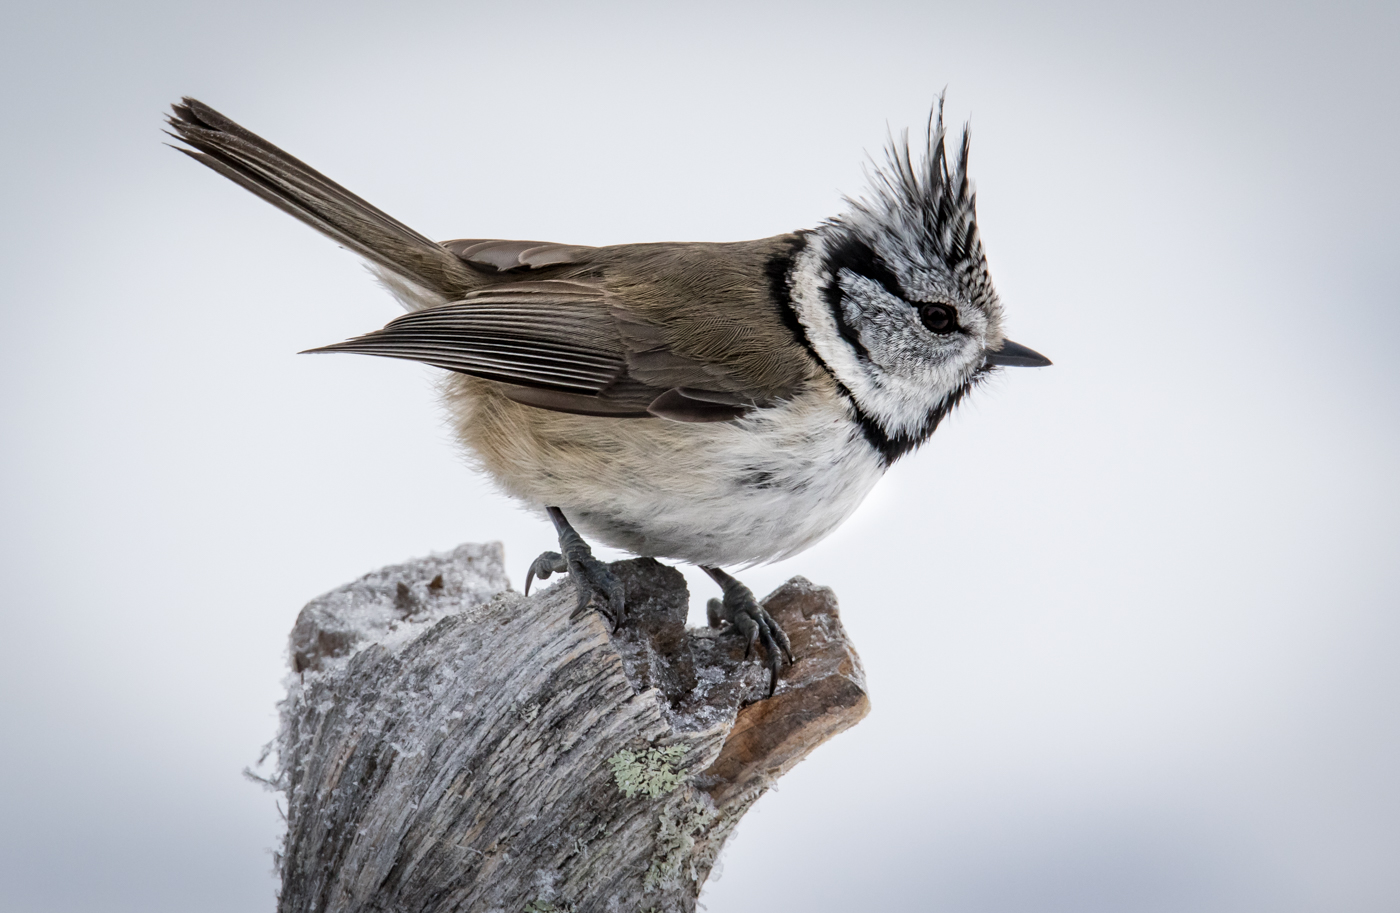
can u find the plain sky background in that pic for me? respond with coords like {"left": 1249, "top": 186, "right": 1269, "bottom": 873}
{"left": 2, "top": 1, "right": 1397, "bottom": 910}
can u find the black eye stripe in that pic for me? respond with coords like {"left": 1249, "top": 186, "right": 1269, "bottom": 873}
{"left": 824, "top": 236, "right": 905, "bottom": 301}
{"left": 824, "top": 236, "right": 964, "bottom": 339}
{"left": 821, "top": 235, "right": 910, "bottom": 364}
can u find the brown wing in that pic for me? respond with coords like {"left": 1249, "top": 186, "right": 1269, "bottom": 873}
{"left": 307, "top": 279, "right": 651, "bottom": 414}
{"left": 310, "top": 236, "right": 816, "bottom": 422}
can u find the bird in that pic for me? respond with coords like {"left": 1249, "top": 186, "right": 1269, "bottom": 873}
{"left": 166, "top": 96, "right": 1049, "bottom": 695}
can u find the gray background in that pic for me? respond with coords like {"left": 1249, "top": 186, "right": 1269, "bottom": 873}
{"left": 2, "top": 1, "right": 1396, "bottom": 910}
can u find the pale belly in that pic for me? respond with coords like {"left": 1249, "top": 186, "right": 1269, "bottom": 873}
{"left": 442, "top": 377, "right": 887, "bottom": 568}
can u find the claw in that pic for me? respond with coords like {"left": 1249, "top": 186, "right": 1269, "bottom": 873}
{"left": 756, "top": 616, "right": 790, "bottom": 697}
{"left": 539, "top": 507, "right": 627, "bottom": 630}
{"left": 525, "top": 551, "right": 566, "bottom": 596}
{"left": 701, "top": 565, "right": 792, "bottom": 696}
{"left": 605, "top": 581, "right": 625, "bottom": 630}
{"left": 564, "top": 555, "right": 624, "bottom": 629}
{"left": 771, "top": 619, "right": 794, "bottom": 665}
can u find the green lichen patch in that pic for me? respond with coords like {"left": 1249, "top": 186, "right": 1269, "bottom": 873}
{"left": 645, "top": 797, "right": 719, "bottom": 892}
{"left": 523, "top": 900, "right": 568, "bottom": 913}
{"left": 607, "top": 744, "right": 688, "bottom": 799}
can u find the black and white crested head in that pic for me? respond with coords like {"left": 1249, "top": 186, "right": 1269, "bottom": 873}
{"left": 789, "top": 101, "right": 1010, "bottom": 464}
{"left": 836, "top": 104, "right": 1003, "bottom": 340}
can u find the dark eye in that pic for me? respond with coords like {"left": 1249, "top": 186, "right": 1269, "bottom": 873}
{"left": 918, "top": 302, "right": 959, "bottom": 335}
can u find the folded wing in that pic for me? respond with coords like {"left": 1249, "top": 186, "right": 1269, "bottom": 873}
{"left": 308, "top": 275, "right": 775, "bottom": 421}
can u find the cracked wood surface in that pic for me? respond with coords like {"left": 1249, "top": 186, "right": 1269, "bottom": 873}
{"left": 274, "top": 543, "right": 868, "bottom": 912}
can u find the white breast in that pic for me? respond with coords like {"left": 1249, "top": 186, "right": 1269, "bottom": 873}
{"left": 444, "top": 377, "right": 887, "bottom": 568}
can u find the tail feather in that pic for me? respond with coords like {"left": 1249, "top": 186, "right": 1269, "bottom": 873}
{"left": 167, "top": 98, "right": 477, "bottom": 296}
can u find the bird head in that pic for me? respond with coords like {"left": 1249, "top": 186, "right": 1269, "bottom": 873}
{"left": 792, "top": 100, "right": 1049, "bottom": 462}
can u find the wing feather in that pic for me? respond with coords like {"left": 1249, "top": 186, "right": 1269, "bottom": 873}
{"left": 307, "top": 239, "right": 814, "bottom": 422}
{"left": 306, "top": 279, "right": 644, "bottom": 397}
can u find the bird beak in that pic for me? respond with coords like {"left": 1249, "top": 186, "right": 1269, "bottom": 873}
{"left": 985, "top": 339, "right": 1052, "bottom": 367}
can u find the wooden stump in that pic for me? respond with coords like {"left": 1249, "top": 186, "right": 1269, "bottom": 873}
{"left": 273, "top": 543, "right": 868, "bottom": 912}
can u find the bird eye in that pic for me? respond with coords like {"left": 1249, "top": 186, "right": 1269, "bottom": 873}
{"left": 919, "top": 302, "right": 959, "bottom": 335}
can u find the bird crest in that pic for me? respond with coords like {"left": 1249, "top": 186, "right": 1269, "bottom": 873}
{"left": 830, "top": 98, "right": 1001, "bottom": 321}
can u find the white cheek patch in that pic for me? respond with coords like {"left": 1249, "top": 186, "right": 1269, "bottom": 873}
{"left": 793, "top": 234, "right": 983, "bottom": 441}
{"left": 839, "top": 271, "right": 952, "bottom": 372}
{"left": 836, "top": 271, "right": 978, "bottom": 434}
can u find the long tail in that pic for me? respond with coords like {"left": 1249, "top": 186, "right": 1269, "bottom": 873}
{"left": 166, "top": 98, "right": 476, "bottom": 296}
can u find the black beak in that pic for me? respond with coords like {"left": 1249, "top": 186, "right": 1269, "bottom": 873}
{"left": 985, "top": 339, "right": 1052, "bottom": 367}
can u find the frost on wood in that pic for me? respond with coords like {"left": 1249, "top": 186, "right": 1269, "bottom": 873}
{"left": 273, "top": 543, "right": 868, "bottom": 913}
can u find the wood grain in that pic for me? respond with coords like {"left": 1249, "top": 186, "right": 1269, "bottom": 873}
{"left": 274, "top": 545, "right": 867, "bottom": 912}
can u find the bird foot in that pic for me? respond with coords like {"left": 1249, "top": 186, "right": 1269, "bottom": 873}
{"left": 703, "top": 567, "right": 794, "bottom": 697}
{"left": 526, "top": 507, "right": 626, "bottom": 629}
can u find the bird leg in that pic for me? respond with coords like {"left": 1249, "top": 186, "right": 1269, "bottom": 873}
{"left": 701, "top": 566, "right": 794, "bottom": 696}
{"left": 526, "top": 507, "right": 626, "bottom": 629}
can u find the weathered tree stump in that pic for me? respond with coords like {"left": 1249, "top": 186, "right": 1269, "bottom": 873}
{"left": 272, "top": 542, "right": 868, "bottom": 912}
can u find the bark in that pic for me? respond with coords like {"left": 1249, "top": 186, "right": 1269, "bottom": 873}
{"left": 273, "top": 542, "right": 868, "bottom": 913}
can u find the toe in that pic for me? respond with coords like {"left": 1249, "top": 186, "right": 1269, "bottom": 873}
{"left": 565, "top": 556, "right": 626, "bottom": 629}
{"left": 606, "top": 585, "right": 626, "bottom": 631}
{"left": 756, "top": 618, "right": 786, "bottom": 696}
{"left": 525, "top": 551, "right": 566, "bottom": 596}
{"left": 771, "top": 619, "right": 794, "bottom": 665}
